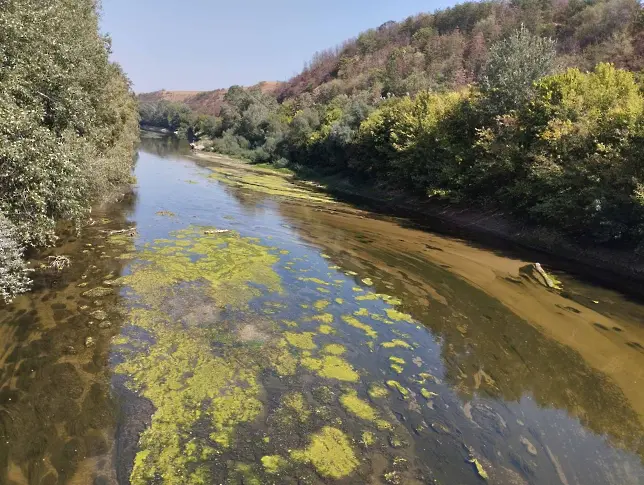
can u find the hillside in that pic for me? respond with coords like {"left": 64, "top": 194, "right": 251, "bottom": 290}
{"left": 138, "top": 81, "right": 281, "bottom": 116}
{"left": 274, "top": 0, "right": 644, "bottom": 101}
{"left": 138, "top": 0, "right": 644, "bottom": 250}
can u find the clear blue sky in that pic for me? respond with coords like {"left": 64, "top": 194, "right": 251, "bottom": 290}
{"left": 101, "top": 1, "right": 459, "bottom": 93}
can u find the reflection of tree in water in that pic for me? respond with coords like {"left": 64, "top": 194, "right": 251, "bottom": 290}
{"left": 281, "top": 209, "right": 644, "bottom": 460}
{"left": 0, "top": 207, "right": 133, "bottom": 484}
{"left": 138, "top": 133, "right": 191, "bottom": 159}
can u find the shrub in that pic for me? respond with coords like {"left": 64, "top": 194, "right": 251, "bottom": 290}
{"left": 0, "top": 215, "right": 30, "bottom": 302}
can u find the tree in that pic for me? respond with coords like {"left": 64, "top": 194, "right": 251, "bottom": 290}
{"left": 0, "top": 0, "right": 138, "bottom": 299}
{"left": 480, "top": 25, "right": 556, "bottom": 115}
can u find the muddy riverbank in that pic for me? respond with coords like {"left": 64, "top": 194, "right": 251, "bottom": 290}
{"left": 194, "top": 149, "right": 644, "bottom": 295}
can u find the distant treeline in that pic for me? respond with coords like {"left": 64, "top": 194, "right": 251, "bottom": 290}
{"left": 0, "top": 0, "right": 139, "bottom": 300}
{"left": 139, "top": 0, "right": 644, "bottom": 252}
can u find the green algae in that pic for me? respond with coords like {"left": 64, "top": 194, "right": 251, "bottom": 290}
{"left": 342, "top": 315, "right": 377, "bottom": 338}
{"left": 371, "top": 313, "right": 395, "bottom": 325}
{"left": 354, "top": 307, "right": 369, "bottom": 317}
{"left": 368, "top": 384, "right": 389, "bottom": 399}
{"left": 311, "top": 313, "right": 333, "bottom": 324}
{"left": 335, "top": 298, "right": 344, "bottom": 304}
{"left": 282, "top": 392, "right": 311, "bottom": 422}
{"left": 317, "top": 287, "right": 331, "bottom": 294}
{"left": 381, "top": 339, "right": 412, "bottom": 349}
{"left": 301, "top": 355, "right": 359, "bottom": 382}
{"left": 355, "top": 293, "right": 403, "bottom": 305}
{"left": 285, "top": 331, "right": 317, "bottom": 350}
{"left": 111, "top": 227, "right": 287, "bottom": 484}
{"left": 389, "top": 356, "right": 406, "bottom": 365}
{"left": 322, "top": 343, "right": 346, "bottom": 355}
{"left": 390, "top": 364, "right": 404, "bottom": 374}
{"left": 290, "top": 427, "right": 359, "bottom": 479}
{"left": 119, "top": 312, "right": 263, "bottom": 484}
{"left": 232, "top": 463, "right": 261, "bottom": 485}
{"left": 340, "top": 390, "right": 378, "bottom": 421}
{"left": 207, "top": 167, "right": 334, "bottom": 204}
{"left": 386, "top": 380, "right": 410, "bottom": 399}
{"left": 361, "top": 431, "right": 375, "bottom": 447}
{"left": 282, "top": 320, "right": 298, "bottom": 328}
{"left": 421, "top": 388, "right": 438, "bottom": 400}
{"left": 352, "top": 287, "right": 364, "bottom": 292}
{"left": 317, "top": 324, "right": 335, "bottom": 335}
{"left": 298, "top": 277, "right": 330, "bottom": 286}
{"left": 313, "top": 299, "right": 330, "bottom": 310}
{"left": 469, "top": 457, "right": 489, "bottom": 480}
{"left": 119, "top": 227, "right": 282, "bottom": 308}
{"left": 269, "top": 339, "right": 298, "bottom": 376}
{"left": 261, "top": 455, "right": 287, "bottom": 474}
{"left": 362, "top": 278, "right": 374, "bottom": 286}
{"left": 385, "top": 309, "right": 415, "bottom": 323}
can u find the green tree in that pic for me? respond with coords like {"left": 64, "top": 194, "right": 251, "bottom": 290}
{"left": 480, "top": 25, "right": 556, "bottom": 115}
{"left": 0, "top": 0, "right": 138, "bottom": 299}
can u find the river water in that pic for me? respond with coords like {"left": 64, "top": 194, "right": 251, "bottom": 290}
{"left": 1, "top": 133, "right": 643, "bottom": 485}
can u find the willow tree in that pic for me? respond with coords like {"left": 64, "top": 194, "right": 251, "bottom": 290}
{"left": 0, "top": 0, "right": 139, "bottom": 299}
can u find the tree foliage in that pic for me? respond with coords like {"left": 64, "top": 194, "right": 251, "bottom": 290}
{"left": 139, "top": 0, "right": 644, "bottom": 251}
{"left": 0, "top": 0, "right": 139, "bottom": 299}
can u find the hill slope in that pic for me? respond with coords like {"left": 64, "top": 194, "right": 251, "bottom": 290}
{"left": 138, "top": 82, "right": 281, "bottom": 116}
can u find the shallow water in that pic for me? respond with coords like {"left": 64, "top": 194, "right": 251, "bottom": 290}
{"left": 1, "top": 134, "right": 643, "bottom": 485}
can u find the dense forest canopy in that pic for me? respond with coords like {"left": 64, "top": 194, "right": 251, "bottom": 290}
{"left": 0, "top": 0, "right": 139, "bottom": 300}
{"left": 140, "top": 0, "right": 644, "bottom": 253}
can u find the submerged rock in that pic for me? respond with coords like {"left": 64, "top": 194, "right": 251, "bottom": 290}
{"left": 85, "top": 337, "right": 96, "bottom": 348}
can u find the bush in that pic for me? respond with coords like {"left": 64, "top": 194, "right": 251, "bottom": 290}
{"left": 0, "top": 215, "right": 30, "bottom": 302}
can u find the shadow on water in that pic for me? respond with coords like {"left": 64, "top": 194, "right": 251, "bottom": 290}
{"left": 0, "top": 195, "right": 136, "bottom": 485}
{"left": 3, "top": 135, "right": 643, "bottom": 485}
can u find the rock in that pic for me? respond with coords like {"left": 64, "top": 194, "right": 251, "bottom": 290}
{"left": 63, "top": 345, "right": 77, "bottom": 355}
{"left": 90, "top": 310, "right": 107, "bottom": 321}
{"left": 520, "top": 436, "right": 538, "bottom": 456}
{"left": 82, "top": 287, "right": 113, "bottom": 298}
{"left": 85, "top": 337, "right": 95, "bottom": 348}
{"left": 77, "top": 282, "right": 88, "bottom": 288}
{"left": 98, "top": 321, "right": 112, "bottom": 329}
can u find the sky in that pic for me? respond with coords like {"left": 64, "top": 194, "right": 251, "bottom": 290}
{"left": 100, "top": 0, "right": 459, "bottom": 93}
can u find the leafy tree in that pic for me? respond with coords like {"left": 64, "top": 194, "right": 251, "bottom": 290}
{"left": 480, "top": 25, "right": 557, "bottom": 115}
{"left": 0, "top": 0, "right": 138, "bottom": 299}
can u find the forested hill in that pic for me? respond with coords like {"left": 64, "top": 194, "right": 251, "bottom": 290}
{"left": 275, "top": 0, "right": 644, "bottom": 100}
{"left": 138, "top": 82, "right": 282, "bottom": 116}
{"left": 139, "top": 0, "right": 644, "bottom": 256}
{"left": 140, "top": 0, "right": 644, "bottom": 108}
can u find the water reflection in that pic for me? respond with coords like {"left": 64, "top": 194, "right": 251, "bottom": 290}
{"left": 0, "top": 199, "right": 135, "bottom": 484}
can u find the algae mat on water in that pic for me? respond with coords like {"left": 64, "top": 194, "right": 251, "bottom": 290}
{"left": 112, "top": 227, "right": 371, "bottom": 483}
{"left": 113, "top": 227, "right": 284, "bottom": 484}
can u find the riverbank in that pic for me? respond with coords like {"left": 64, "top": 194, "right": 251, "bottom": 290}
{"left": 192, "top": 149, "right": 644, "bottom": 296}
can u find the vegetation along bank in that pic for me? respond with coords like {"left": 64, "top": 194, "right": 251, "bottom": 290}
{"left": 0, "top": 0, "right": 140, "bottom": 300}
{"left": 139, "top": 0, "right": 644, "bottom": 280}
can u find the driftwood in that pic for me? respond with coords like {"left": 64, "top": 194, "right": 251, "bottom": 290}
{"left": 534, "top": 262, "right": 556, "bottom": 289}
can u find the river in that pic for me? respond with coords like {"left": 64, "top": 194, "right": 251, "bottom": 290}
{"left": 1, "top": 132, "right": 643, "bottom": 485}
